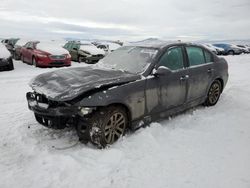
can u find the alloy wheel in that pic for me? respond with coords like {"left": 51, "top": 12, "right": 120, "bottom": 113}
{"left": 208, "top": 82, "right": 221, "bottom": 104}
{"left": 104, "top": 112, "right": 126, "bottom": 144}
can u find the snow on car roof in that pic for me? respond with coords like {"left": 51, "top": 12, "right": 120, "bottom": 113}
{"left": 36, "top": 42, "right": 69, "bottom": 55}
{"left": 0, "top": 43, "right": 11, "bottom": 58}
{"left": 128, "top": 40, "right": 182, "bottom": 49}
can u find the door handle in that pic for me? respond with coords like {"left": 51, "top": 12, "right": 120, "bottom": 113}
{"left": 207, "top": 68, "right": 214, "bottom": 73}
{"left": 180, "top": 75, "right": 189, "bottom": 81}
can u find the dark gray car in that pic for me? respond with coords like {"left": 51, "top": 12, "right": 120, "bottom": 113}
{"left": 26, "top": 42, "right": 228, "bottom": 147}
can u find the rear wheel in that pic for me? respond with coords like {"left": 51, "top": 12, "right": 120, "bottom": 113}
{"left": 76, "top": 106, "right": 128, "bottom": 148}
{"left": 204, "top": 80, "right": 222, "bottom": 106}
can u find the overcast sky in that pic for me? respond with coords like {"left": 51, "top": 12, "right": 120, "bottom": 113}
{"left": 0, "top": 0, "right": 250, "bottom": 41}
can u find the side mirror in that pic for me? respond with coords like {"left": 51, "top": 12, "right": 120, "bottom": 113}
{"left": 154, "top": 66, "right": 171, "bottom": 76}
{"left": 27, "top": 47, "right": 33, "bottom": 50}
{"left": 73, "top": 47, "right": 78, "bottom": 51}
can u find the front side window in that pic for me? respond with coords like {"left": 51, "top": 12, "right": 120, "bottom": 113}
{"left": 67, "top": 43, "right": 73, "bottom": 50}
{"left": 186, "top": 46, "right": 205, "bottom": 66}
{"left": 158, "top": 47, "right": 184, "bottom": 71}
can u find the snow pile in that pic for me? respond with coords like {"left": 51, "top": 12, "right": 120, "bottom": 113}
{"left": 0, "top": 55, "right": 250, "bottom": 188}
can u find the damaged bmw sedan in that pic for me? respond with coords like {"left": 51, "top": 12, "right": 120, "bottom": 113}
{"left": 26, "top": 42, "right": 228, "bottom": 147}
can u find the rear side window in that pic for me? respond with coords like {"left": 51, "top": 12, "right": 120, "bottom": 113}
{"left": 186, "top": 46, "right": 205, "bottom": 66}
{"left": 204, "top": 50, "right": 213, "bottom": 63}
{"left": 158, "top": 47, "right": 184, "bottom": 71}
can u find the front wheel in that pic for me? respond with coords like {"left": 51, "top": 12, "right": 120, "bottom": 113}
{"left": 76, "top": 106, "right": 128, "bottom": 148}
{"left": 204, "top": 80, "right": 222, "bottom": 106}
{"left": 32, "top": 57, "right": 38, "bottom": 67}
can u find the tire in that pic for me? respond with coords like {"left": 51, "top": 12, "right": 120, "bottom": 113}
{"left": 76, "top": 106, "right": 128, "bottom": 148}
{"left": 228, "top": 50, "right": 234, "bottom": 55}
{"left": 204, "top": 80, "right": 222, "bottom": 106}
{"left": 7, "top": 59, "right": 14, "bottom": 71}
{"left": 32, "top": 57, "right": 37, "bottom": 67}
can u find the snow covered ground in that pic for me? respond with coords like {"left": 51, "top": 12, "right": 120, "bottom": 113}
{"left": 0, "top": 55, "right": 250, "bottom": 188}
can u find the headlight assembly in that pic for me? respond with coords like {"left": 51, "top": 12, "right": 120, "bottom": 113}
{"left": 80, "top": 107, "right": 95, "bottom": 115}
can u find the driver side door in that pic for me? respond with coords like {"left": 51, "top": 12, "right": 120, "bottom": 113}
{"left": 158, "top": 46, "right": 188, "bottom": 111}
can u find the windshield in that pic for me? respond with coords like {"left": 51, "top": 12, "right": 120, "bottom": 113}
{"left": 98, "top": 46, "right": 158, "bottom": 74}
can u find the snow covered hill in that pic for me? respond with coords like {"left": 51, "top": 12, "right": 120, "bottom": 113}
{"left": 0, "top": 55, "right": 250, "bottom": 188}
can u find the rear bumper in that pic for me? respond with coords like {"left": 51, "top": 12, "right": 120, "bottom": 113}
{"left": 26, "top": 92, "right": 79, "bottom": 116}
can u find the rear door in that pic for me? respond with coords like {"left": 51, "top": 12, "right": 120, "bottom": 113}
{"left": 185, "top": 45, "right": 214, "bottom": 102}
{"left": 71, "top": 43, "right": 79, "bottom": 61}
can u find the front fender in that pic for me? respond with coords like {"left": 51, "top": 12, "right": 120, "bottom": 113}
{"left": 77, "top": 80, "right": 146, "bottom": 120}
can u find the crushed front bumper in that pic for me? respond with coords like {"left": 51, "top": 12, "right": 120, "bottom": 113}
{"left": 26, "top": 92, "right": 79, "bottom": 116}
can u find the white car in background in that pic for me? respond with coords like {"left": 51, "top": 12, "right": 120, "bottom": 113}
{"left": 94, "top": 41, "right": 122, "bottom": 53}
{"left": 0, "top": 43, "right": 14, "bottom": 71}
{"left": 236, "top": 45, "right": 250, "bottom": 53}
{"left": 203, "top": 43, "right": 225, "bottom": 55}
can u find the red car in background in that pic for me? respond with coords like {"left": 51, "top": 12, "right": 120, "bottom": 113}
{"left": 20, "top": 41, "right": 71, "bottom": 67}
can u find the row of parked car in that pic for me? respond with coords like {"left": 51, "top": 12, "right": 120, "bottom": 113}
{"left": 1, "top": 37, "right": 250, "bottom": 72}
{"left": 0, "top": 38, "right": 122, "bottom": 70}
{"left": 202, "top": 43, "right": 250, "bottom": 55}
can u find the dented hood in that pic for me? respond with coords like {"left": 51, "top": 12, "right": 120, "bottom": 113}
{"left": 29, "top": 66, "right": 140, "bottom": 101}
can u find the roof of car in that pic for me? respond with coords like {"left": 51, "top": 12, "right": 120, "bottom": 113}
{"left": 126, "top": 40, "right": 202, "bottom": 49}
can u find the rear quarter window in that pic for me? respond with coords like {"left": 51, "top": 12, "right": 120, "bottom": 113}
{"left": 204, "top": 50, "right": 213, "bottom": 63}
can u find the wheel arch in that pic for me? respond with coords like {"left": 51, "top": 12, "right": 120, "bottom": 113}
{"left": 32, "top": 55, "right": 36, "bottom": 61}
{"left": 215, "top": 77, "right": 224, "bottom": 92}
{"left": 104, "top": 103, "right": 132, "bottom": 129}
